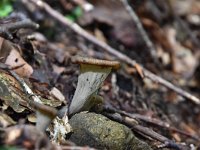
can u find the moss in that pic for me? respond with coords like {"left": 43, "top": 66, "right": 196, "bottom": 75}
{"left": 69, "top": 112, "right": 152, "bottom": 150}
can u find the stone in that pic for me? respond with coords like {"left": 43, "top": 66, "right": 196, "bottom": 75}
{"left": 69, "top": 112, "right": 152, "bottom": 150}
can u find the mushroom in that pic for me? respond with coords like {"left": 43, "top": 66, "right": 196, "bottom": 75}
{"left": 30, "top": 101, "right": 57, "bottom": 132}
{"left": 60, "top": 56, "right": 120, "bottom": 116}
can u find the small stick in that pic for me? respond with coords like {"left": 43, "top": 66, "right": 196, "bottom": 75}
{"left": 24, "top": 0, "right": 200, "bottom": 104}
{"left": 121, "top": 0, "right": 159, "bottom": 64}
{"left": 104, "top": 112, "right": 188, "bottom": 150}
{"left": 103, "top": 106, "right": 199, "bottom": 141}
{"left": 0, "top": 13, "right": 39, "bottom": 39}
{"left": 10, "top": 71, "right": 42, "bottom": 104}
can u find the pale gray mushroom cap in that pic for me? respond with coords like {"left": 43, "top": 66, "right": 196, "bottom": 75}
{"left": 68, "top": 56, "right": 120, "bottom": 115}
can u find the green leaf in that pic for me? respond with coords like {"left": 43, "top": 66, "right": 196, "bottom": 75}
{"left": 0, "top": 0, "right": 13, "bottom": 17}
{"left": 65, "top": 15, "right": 75, "bottom": 22}
{"left": 73, "top": 6, "right": 83, "bottom": 18}
{"left": 65, "top": 6, "right": 83, "bottom": 22}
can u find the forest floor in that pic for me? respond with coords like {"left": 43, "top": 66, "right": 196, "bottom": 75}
{"left": 0, "top": 0, "right": 200, "bottom": 150}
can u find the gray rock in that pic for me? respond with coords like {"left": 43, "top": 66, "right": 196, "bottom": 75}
{"left": 69, "top": 112, "right": 152, "bottom": 150}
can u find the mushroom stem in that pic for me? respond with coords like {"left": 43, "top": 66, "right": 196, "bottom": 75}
{"left": 69, "top": 64, "right": 112, "bottom": 115}
{"left": 58, "top": 56, "right": 120, "bottom": 117}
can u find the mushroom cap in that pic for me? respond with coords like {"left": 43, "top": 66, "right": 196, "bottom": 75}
{"left": 30, "top": 101, "right": 57, "bottom": 119}
{"left": 71, "top": 56, "right": 120, "bottom": 70}
{"left": 29, "top": 101, "right": 57, "bottom": 131}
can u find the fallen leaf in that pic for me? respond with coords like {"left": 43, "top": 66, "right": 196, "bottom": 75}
{"left": 0, "top": 72, "right": 27, "bottom": 112}
{"left": 79, "top": 0, "right": 140, "bottom": 47}
{"left": 166, "top": 27, "right": 197, "bottom": 77}
{"left": 5, "top": 125, "right": 56, "bottom": 149}
{"left": 134, "top": 63, "right": 144, "bottom": 78}
{"left": 169, "top": 0, "right": 194, "bottom": 16}
{"left": 52, "top": 64, "right": 65, "bottom": 75}
{"left": 0, "top": 113, "right": 16, "bottom": 128}
{"left": 50, "top": 87, "right": 65, "bottom": 104}
{"left": 5, "top": 48, "right": 33, "bottom": 78}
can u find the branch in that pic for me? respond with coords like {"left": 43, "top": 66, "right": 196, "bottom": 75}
{"left": 0, "top": 13, "right": 39, "bottom": 39}
{"left": 104, "top": 112, "right": 187, "bottom": 150}
{"left": 23, "top": 0, "right": 200, "bottom": 105}
{"left": 103, "top": 106, "right": 199, "bottom": 141}
{"left": 121, "top": 0, "right": 159, "bottom": 63}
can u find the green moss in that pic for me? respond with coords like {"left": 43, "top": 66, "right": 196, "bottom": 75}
{"left": 69, "top": 113, "right": 152, "bottom": 150}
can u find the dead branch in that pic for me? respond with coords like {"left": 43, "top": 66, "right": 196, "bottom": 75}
{"left": 121, "top": 0, "right": 159, "bottom": 64}
{"left": 104, "top": 112, "right": 188, "bottom": 150}
{"left": 0, "top": 13, "right": 39, "bottom": 39}
{"left": 103, "top": 106, "right": 199, "bottom": 141}
{"left": 23, "top": 0, "right": 200, "bottom": 105}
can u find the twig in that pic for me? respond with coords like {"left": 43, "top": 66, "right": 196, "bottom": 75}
{"left": 23, "top": 0, "right": 200, "bottom": 105}
{"left": 0, "top": 13, "right": 39, "bottom": 39}
{"left": 103, "top": 106, "right": 199, "bottom": 141}
{"left": 143, "top": 70, "right": 200, "bottom": 104}
{"left": 104, "top": 112, "right": 187, "bottom": 150}
{"left": 121, "top": 0, "right": 159, "bottom": 64}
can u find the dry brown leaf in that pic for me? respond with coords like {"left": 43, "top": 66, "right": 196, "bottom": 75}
{"left": 0, "top": 113, "right": 16, "bottom": 128}
{"left": 156, "top": 45, "right": 171, "bottom": 66}
{"left": 0, "top": 37, "right": 13, "bottom": 62}
{"left": 171, "top": 133, "right": 181, "bottom": 142}
{"left": 134, "top": 63, "right": 144, "bottom": 78}
{"left": 50, "top": 87, "right": 65, "bottom": 104}
{"left": 5, "top": 125, "right": 55, "bottom": 149}
{"left": 141, "top": 18, "right": 172, "bottom": 53}
{"left": 52, "top": 64, "right": 65, "bottom": 75}
{"left": 79, "top": 0, "right": 139, "bottom": 47}
{"left": 0, "top": 38, "right": 33, "bottom": 78}
{"left": 180, "top": 122, "right": 197, "bottom": 136}
{"left": 94, "top": 28, "right": 107, "bottom": 43}
{"left": 0, "top": 72, "right": 27, "bottom": 112}
{"left": 143, "top": 78, "right": 159, "bottom": 89}
{"left": 169, "top": 0, "right": 194, "bottom": 16}
{"left": 166, "top": 27, "right": 197, "bottom": 77}
{"left": 5, "top": 48, "right": 33, "bottom": 78}
{"left": 125, "top": 66, "right": 137, "bottom": 75}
